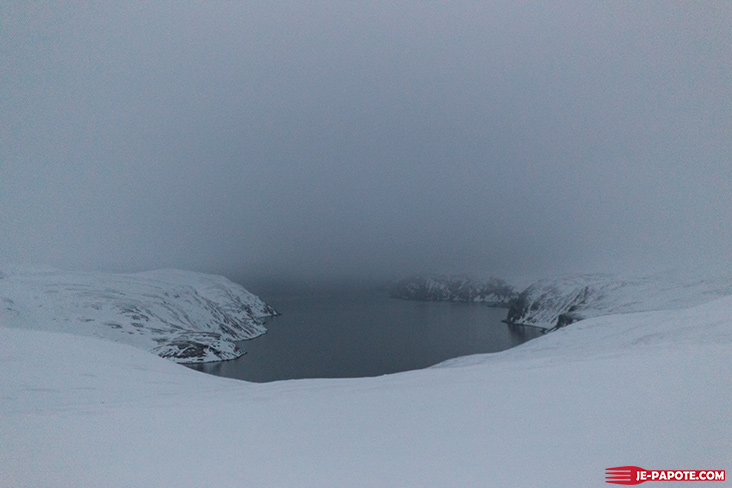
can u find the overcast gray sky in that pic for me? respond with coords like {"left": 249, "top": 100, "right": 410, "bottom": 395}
{"left": 1, "top": 1, "right": 730, "bottom": 283}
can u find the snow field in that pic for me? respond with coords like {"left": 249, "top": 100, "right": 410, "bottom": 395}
{"left": 2, "top": 296, "right": 731, "bottom": 487}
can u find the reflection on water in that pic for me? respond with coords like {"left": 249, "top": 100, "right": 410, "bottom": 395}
{"left": 186, "top": 289, "right": 542, "bottom": 382}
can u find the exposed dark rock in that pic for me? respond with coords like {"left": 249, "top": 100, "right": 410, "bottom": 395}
{"left": 551, "top": 311, "right": 584, "bottom": 331}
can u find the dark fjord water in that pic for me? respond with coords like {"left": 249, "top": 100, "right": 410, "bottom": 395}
{"left": 187, "top": 288, "right": 542, "bottom": 382}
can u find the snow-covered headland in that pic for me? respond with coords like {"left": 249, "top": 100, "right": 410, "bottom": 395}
{"left": 505, "top": 271, "right": 732, "bottom": 330}
{"left": 1, "top": 278, "right": 731, "bottom": 486}
{"left": 0, "top": 265, "right": 278, "bottom": 363}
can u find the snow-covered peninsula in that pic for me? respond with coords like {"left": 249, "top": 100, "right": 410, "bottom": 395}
{"left": 0, "top": 265, "right": 277, "bottom": 363}
{"left": 505, "top": 272, "right": 732, "bottom": 330}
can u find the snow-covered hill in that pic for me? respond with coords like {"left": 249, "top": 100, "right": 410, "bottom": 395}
{"left": 390, "top": 275, "right": 517, "bottom": 306}
{"left": 0, "top": 265, "right": 277, "bottom": 363}
{"left": 506, "top": 272, "right": 732, "bottom": 330}
{"left": 2, "top": 292, "right": 731, "bottom": 487}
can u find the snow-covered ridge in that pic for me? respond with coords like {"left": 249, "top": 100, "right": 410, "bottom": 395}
{"left": 505, "top": 272, "right": 732, "bottom": 330}
{"left": 390, "top": 275, "right": 517, "bottom": 306}
{"left": 0, "top": 265, "right": 278, "bottom": 363}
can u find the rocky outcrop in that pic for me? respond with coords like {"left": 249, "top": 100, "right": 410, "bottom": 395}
{"left": 552, "top": 309, "right": 584, "bottom": 331}
{"left": 506, "top": 281, "right": 594, "bottom": 329}
{"left": 391, "top": 275, "right": 517, "bottom": 307}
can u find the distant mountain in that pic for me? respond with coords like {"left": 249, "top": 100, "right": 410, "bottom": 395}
{"left": 0, "top": 266, "right": 278, "bottom": 363}
{"left": 506, "top": 272, "right": 732, "bottom": 330}
{"left": 391, "top": 275, "right": 517, "bottom": 307}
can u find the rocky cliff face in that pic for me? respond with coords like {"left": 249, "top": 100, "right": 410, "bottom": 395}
{"left": 391, "top": 275, "right": 517, "bottom": 307}
{"left": 505, "top": 272, "right": 732, "bottom": 330}
{"left": 0, "top": 266, "right": 278, "bottom": 363}
{"left": 506, "top": 280, "right": 594, "bottom": 330}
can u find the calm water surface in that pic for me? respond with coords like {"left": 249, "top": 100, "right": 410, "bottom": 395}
{"left": 187, "top": 288, "right": 542, "bottom": 382}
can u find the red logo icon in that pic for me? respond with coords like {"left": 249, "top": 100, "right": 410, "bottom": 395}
{"left": 606, "top": 466, "right": 725, "bottom": 484}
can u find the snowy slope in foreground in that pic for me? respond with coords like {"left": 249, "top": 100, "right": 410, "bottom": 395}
{"left": 506, "top": 272, "right": 732, "bottom": 330}
{"left": 2, "top": 297, "right": 731, "bottom": 487}
{"left": 0, "top": 266, "right": 277, "bottom": 362}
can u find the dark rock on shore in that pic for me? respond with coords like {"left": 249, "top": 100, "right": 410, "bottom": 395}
{"left": 391, "top": 275, "right": 517, "bottom": 307}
